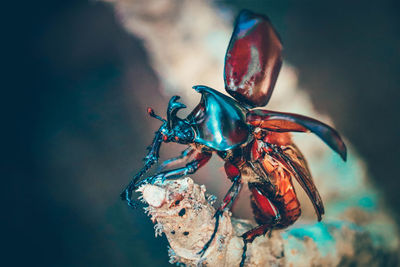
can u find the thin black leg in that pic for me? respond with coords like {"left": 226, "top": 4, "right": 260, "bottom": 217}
{"left": 198, "top": 175, "right": 242, "bottom": 256}
{"left": 240, "top": 239, "right": 248, "bottom": 267}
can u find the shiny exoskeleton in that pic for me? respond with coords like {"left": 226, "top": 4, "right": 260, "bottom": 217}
{"left": 121, "top": 10, "right": 346, "bottom": 266}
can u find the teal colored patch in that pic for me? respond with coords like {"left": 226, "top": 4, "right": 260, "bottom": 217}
{"left": 326, "top": 152, "right": 363, "bottom": 190}
{"left": 327, "top": 220, "right": 362, "bottom": 232}
{"left": 326, "top": 192, "right": 378, "bottom": 216}
{"left": 358, "top": 196, "right": 376, "bottom": 210}
{"left": 282, "top": 222, "right": 336, "bottom": 256}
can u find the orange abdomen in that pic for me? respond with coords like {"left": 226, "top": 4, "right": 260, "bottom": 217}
{"left": 261, "top": 155, "right": 301, "bottom": 227}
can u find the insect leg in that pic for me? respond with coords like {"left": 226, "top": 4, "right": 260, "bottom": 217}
{"left": 198, "top": 161, "right": 242, "bottom": 257}
{"left": 156, "top": 146, "right": 195, "bottom": 172}
{"left": 121, "top": 129, "right": 164, "bottom": 207}
{"left": 135, "top": 151, "right": 211, "bottom": 188}
{"left": 219, "top": 161, "right": 243, "bottom": 211}
{"left": 239, "top": 182, "right": 281, "bottom": 267}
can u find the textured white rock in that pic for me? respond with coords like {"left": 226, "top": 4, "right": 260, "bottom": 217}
{"left": 140, "top": 184, "right": 166, "bottom": 208}
{"left": 138, "top": 178, "right": 285, "bottom": 266}
{"left": 137, "top": 178, "right": 398, "bottom": 266}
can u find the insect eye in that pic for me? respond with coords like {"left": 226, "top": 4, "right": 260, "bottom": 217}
{"left": 174, "top": 136, "right": 179, "bottom": 141}
{"left": 163, "top": 135, "right": 168, "bottom": 141}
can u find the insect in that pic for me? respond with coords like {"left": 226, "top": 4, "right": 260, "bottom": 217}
{"left": 121, "top": 9, "right": 346, "bottom": 266}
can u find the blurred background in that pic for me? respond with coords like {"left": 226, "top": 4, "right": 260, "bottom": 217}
{"left": 4, "top": 0, "right": 400, "bottom": 266}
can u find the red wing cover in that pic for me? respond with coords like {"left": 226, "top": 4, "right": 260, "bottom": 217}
{"left": 266, "top": 144, "right": 325, "bottom": 221}
{"left": 224, "top": 10, "right": 282, "bottom": 108}
{"left": 247, "top": 109, "right": 347, "bottom": 161}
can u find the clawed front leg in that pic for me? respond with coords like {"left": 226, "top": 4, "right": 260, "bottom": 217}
{"left": 135, "top": 173, "right": 167, "bottom": 188}
{"left": 121, "top": 184, "right": 138, "bottom": 208}
{"left": 120, "top": 129, "right": 164, "bottom": 207}
{"left": 121, "top": 160, "right": 156, "bottom": 208}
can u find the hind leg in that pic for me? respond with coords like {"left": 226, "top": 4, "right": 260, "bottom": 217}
{"left": 239, "top": 182, "right": 281, "bottom": 267}
{"left": 198, "top": 161, "right": 242, "bottom": 256}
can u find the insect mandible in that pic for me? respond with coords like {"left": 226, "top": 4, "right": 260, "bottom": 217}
{"left": 121, "top": 10, "right": 346, "bottom": 266}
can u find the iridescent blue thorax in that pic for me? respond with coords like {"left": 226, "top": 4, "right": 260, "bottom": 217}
{"left": 186, "top": 85, "right": 250, "bottom": 151}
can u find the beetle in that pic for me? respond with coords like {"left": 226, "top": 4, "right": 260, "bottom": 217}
{"left": 121, "top": 9, "right": 346, "bottom": 266}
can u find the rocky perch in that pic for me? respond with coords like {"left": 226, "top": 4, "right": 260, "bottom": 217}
{"left": 137, "top": 177, "right": 396, "bottom": 266}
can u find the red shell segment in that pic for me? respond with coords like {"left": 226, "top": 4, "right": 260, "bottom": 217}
{"left": 194, "top": 152, "right": 213, "bottom": 168}
{"left": 264, "top": 132, "right": 293, "bottom": 146}
{"left": 250, "top": 140, "right": 263, "bottom": 161}
{"left": 224, "top": 10, "right": 282, "bottom": 107}
{"left": 257, "top": 155, "right": 302, "bottom": 225}
{"left": 259, "top": 142, "right": 323, "bottom": 221}
{"left": 249, "top": 118, "right": 309, "bottom": 132}
{"left": 224, "top": 161, "right": 240, "bottom": 180}
{"left": 250, "top": 187, "right": 279, "bottom": 219}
